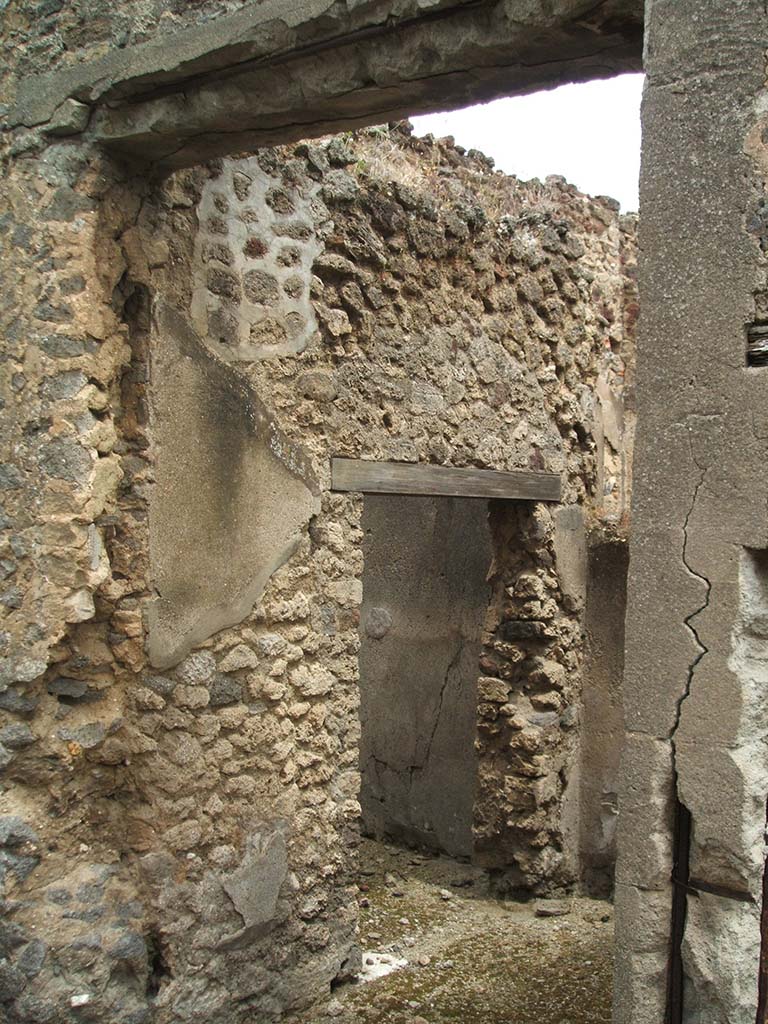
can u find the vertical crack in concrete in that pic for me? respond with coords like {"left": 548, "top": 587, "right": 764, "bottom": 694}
{"left": 666, "top": 463, "right": 712, "bottom": 1024}
{"left": 670, "top": 465, "right": 712, "bottom": 762}
{"left": 366, "top": 634, "right": 465, "bottom": 783}
{"left": 412, "top": 633, "right": 465, "bottom": 777}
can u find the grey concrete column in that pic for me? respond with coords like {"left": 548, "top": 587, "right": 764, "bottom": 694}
{"left": 615, "top": 1, "right": 768, "bottom": 1021}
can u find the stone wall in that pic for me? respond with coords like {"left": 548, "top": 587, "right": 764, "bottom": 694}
{"left": 0, "top": 137, "right": 156, "bottom": 1023}
{"left": 474, "top": 501, "right": 587, "bottom": 892}
{"left": 6, "top": 2, "right": 768, "bottom": 1019}
{"left": 0, "top": 119, "right": 636, "bottom": 1022}
{"left": 0, "top": 0, "right": 282, "bottom": 121}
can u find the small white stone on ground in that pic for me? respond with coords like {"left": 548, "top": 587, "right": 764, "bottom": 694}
{"left": 357, "top": 950, "right": 408, "bottom": 983}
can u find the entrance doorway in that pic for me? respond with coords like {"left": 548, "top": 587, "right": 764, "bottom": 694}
{"left": 359, "top": 493, "right": 493, "bottom": 858}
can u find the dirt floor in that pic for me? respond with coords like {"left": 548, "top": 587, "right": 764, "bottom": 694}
{"left": 290, "top": 838, "right": 614, "bottom": 1024}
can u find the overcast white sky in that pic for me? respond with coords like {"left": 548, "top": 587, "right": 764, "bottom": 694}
{"left": 411, "top": 73, "right": 644, "bottom": 212}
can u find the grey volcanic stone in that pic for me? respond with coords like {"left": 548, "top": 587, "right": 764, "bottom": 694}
{"left": 16, "top": 938, "right": 46, "bottom": 978}
{"left": 208, "top": 674, "right": 244, "bottom": 707}
{"left": 58, "top": 722, "right": 106, "bottom": 749}
{"left": 0, "top": 689, "right": 38, "bottom": 716}
{"left": 0, "top": 724, "right": 34, "bottom": 749}
{"left": 0, "top": 817, "right": 37, "bottom": 848}
{"left": 39, "top": 440, "right": 91, "bottom": 482}
{"left": 0, "top": 959, "right": 25, "bottom": 1001}
{"left": 48, "top": 677, "right": 88, "bottom": 698}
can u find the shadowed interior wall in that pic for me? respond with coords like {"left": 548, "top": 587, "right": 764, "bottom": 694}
{"left": 359, "top": 495, "right": 493, "bottom": 858}
{"left": 580, "top": 535, "right": 628, "bottom": 895}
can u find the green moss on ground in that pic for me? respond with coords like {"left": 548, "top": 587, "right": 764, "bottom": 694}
{"left": 290, "top": 839, "right": 613, "bottom": 1024}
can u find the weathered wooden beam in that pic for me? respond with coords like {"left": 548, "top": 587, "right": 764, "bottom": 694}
{"left": 330, "top": 458, "right": 561, "bottom": 502}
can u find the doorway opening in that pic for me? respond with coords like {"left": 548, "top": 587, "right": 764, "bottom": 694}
{"left": 310, "top": 489, "right": 627, "bottom": 1024}
{"left": 359, "top": 493, "right": 492, "bottom": 858}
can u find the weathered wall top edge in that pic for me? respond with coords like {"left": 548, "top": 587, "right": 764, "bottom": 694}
{"left": 10, "top": 0, "right": 643, "bottom": 135}
{"left": 10, "top": 0, "right": 479, "bottom": 127}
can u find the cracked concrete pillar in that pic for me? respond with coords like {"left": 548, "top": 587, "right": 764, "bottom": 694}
{"left": 615, "top": 1, "right": 768, "bottom": 1021}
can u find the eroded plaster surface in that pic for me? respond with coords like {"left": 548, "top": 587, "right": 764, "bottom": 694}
{"left": 148, "top": 301, "right": 320, "bottom": 667}
{"left": 191, "top": 165, "right": 323, "bottom": 359}
{"left": 6, "top": 2, "right": 642, "bottom": 166}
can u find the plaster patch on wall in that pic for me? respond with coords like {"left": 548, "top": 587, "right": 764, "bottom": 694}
{"left": 682, "top": 893, "right": 761, "bottom": 1024}
{"left": 729, "top": 547, "right": 768, "bottom": 887}
{"left": 219, "top": 826, "right": 289, "bottom": 948}
{"left": 676, "top": 544, "right": 768, "bottom": 1024}
{"left": 191, "top": 157, "right": 325, "bottom": 361}
{"left": 147, "top": 301, "right": 320, "bottom": 668}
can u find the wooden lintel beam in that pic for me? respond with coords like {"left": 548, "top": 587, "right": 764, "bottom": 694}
{"left": 330, "top": 458, "right": 561, "bottom": 502}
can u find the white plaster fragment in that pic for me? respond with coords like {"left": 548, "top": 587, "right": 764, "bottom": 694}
{"left": 358, "top": 950, "right": 408, "bottom": 983}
